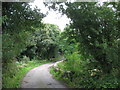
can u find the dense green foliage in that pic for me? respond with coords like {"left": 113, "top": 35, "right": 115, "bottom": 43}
{"left": 47, "top": 2, "right": 120, "bottom": 88}
{"left": 2, "top": 1, "right": 120, "bottom": 88}
{"left": 46, "top": 1, "right": 120, "bottom": 73}
{"left": 19, "top": 23, "right": 60, "bottom": 60}
{"left": 2, "top": 2, "right": 60, "bottom": 88}
{"left": 2, "top": 2, "right": 44, "bottom": 63}
{"left": 2, "top": 2, "right": 45, "bottom": 88}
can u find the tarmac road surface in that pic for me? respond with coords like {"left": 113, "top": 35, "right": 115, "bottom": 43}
{"left": 21, "top": 62, "right": 67, "bottom": 88}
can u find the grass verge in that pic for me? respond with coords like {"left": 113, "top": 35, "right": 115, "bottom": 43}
{"left": 3, "top": 60, "right": 50, "bottom": 88}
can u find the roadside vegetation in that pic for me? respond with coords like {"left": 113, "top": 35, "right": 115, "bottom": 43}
{"left": 2, "top": 1, "right": 120, "bottom": 88}
{"left": 48, "top": 2, "right": 120, "bottom": 88}
{"left": 3, "top": 59, "right": 49, "bottom": 88}
{"left": 2, "top": 2, "right": 61, "bottom": 88}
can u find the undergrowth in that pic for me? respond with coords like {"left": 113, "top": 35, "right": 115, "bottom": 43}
{"left": 50, "top": 52, "right": 120, "bottom": 88}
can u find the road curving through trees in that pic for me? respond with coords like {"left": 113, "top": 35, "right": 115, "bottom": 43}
{"left": 21, "top": 61, "right": 67, "bottom": 88}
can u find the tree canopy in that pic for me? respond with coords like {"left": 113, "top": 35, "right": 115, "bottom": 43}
{"left": 44, "top": 2, "right": 120, "bottom": 73}
{"left": 2, "top": 1, "right": 120, "bottom": 88}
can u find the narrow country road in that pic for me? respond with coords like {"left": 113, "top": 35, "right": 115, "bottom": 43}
{"left": 21, "top": 61, "right": 67, "bottom": 88}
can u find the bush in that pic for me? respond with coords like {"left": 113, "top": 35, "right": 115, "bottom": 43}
{"left": 22, "top": 56, "right": 30, "bottom": 63}
{"left": 51, "top": 51, "right": 120, "bottom": 88}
